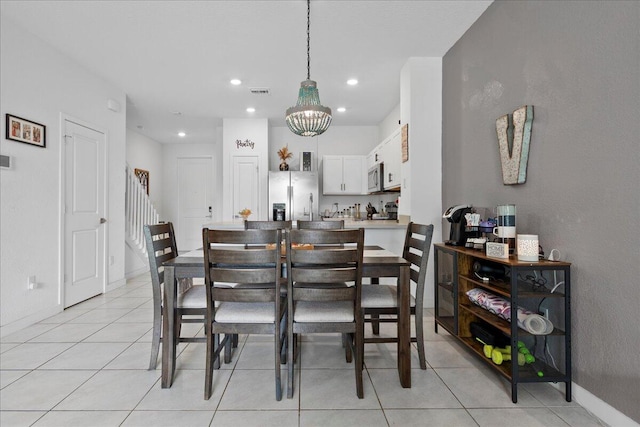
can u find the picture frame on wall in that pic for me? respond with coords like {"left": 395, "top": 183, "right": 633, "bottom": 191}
{"left": 134, "top": 168, "right": 150, "bottom": 195}
{"left": 401, "top": 123, "right": 409, "bottom": 163}
{"left": 5, "top": 114, "right": 46, "bottom": 148}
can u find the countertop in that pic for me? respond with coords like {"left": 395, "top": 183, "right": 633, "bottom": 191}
{"left": 203, "top": 218, "right": 408, "bottom": 230}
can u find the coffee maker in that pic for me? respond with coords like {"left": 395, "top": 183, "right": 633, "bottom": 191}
{"left": 443, "top": 204, "right": 474, "bottom": 246}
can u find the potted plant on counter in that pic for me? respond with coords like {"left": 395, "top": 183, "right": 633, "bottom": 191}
{"left": 238, "top": 208, "right": 252, "bottom": 221}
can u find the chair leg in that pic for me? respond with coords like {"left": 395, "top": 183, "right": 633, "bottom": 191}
{"left": 205, "top": 331, "right": 215, "bottom": 399}
{"left": 280, "top": 314, "right": 288, "bottom": 365}
{"left": 232, "top": 333, "right": 239, "bottom": 348}
{"left": 371, "top": 313, "right": 380, "bottom": 335}
{"left": 287, "top": 332, "right": 295, "bottom": 399}
{"left": 224, "top": 333, "right": 232, "bottom": 364}
{"left": 355, "top": 328, "right": 364, "bottom": 398}
{"left": 205, "top": 323, "right": 220, "bottom": 370}
{"left": 344, "top": 333, "right": 353, "bottom": 363}
{"left": 274, "top": 325, "right": 282, "bottom": 401}
{"left": 148, "top": 304, "right": 162, "bottom": 370}
{"left": 369, "top": 278, "right": 381, "bottom": 335}
{"left": 415, "top": 309, "right": 427, "bottom": 369}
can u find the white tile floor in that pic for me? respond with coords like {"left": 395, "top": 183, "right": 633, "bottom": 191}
{"left": 1, "top": 274, "right": 607, "bottom": 427}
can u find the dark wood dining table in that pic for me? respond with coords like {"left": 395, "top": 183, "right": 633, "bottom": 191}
{"left": 161, "top": 245, "right": 411, "bottom": 389}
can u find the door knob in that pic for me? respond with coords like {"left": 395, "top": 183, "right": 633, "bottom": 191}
{"left": 100, "top": 218, "right": 107, "bottom": 224}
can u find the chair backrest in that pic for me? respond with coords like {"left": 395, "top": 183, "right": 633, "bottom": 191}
{"left": 287, "top": 229, "right": 364, "bottom": 306}
{"left": 402, "top": 222, "right": 434, "bottom": 303}
{"left": 244, "top": 220, "right": 292, "bottom": 230}
{"left": 202, "top": 229, "right": 282, "bottom": 320}
{"left": 297, "top": 220, "right": 344, "bottom": 229}
{"left": 144, "top": 223, "right": 179, "bottom": 305}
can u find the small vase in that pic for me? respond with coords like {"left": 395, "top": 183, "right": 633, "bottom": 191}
{"left": 279, "top": 161, "right": 289, "bottom": 171}
{"left": 241, "top": 214, "right": 250, "bottom": 221}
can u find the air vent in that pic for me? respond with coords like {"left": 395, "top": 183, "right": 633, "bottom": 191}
{"left": 249, "top": 87, "right": 270, "bottom": 95}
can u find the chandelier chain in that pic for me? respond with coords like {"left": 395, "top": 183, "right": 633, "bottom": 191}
{"left": 285, "top": 0, "right": 331, "bottom": 137}
{"left": 307, "top": 0, "right": 311, "bottom": 80}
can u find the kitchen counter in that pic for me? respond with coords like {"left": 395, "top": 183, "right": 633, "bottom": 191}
{"left": 202, "top": 218, "right": 409, "bottom": 283}
{"left": 202, "top": 218, "right": 408, "bottom": 230}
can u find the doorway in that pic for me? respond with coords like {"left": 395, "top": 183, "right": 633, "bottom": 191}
{"left": 177, "top": 157, "right": 213, "bottom": 251}
{"left": 232, "top": 155, "right": 259, "bottom": 221}
{"left": 63, "top": 118, "right": 107, "bottom": 307}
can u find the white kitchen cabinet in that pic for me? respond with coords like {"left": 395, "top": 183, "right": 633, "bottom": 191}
{"left": 367, "top": 147, "right": 382, "bottom": 169}
{"left": 322, "top": 155, "right": 366, "bottom": 195}
{"left": 381, "top": 128, "right": 401, "bottom": 190}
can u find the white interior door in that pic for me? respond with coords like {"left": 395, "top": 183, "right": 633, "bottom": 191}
{"left": 64, "top": 120, "right": 106, "bottom": 307}
{"left": 232, "top": 156, "right": 259, "bottom": 220}
{"left": 177, "top": 157, "right": 213, "bottom": 251}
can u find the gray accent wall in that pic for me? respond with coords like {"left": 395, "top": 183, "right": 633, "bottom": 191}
{"left": 442, "top": 1, "right": 639, "bottom": 422}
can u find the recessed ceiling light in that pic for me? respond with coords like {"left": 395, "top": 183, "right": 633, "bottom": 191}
{"left": 337, "top": 107, "right": 346, "bottom": 113}
{"left": 178, "top": 132, "right": 186, "bottom": 137}
{"left": 136, "top": 125, "right": 144, "bottom": 130}
{"left": 172, "top": 111, "right": 182, "bottom": 116}
{"left": 347, "top": 79, "right": 358, "bottom": 86}
{"left": 246, "top": 107, "right": 256, "bottom": 113}
{"left": 230, "top": 79, "right": 242, "bottom": 86}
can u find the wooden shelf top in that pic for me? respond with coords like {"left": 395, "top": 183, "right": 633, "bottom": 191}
{"left": 434, "top": 243, "right": 571, "bottom": 267}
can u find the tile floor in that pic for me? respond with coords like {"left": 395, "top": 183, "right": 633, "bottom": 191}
{"left": 1, "top": 274, "right": 607, "bottom": 427}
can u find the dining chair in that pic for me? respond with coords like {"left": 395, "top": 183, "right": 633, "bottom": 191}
{"left": 244, "top": 220, "right": 293, "bottom": 230}
{"left": 361, "top": 222, "right": 434, "bottom": 369}
{"left": 202, "top": 228, "right": 286, "bottom": 400}
{"left": 296, "top": 219, "right": 344, "bottom": 229}
{"left": 286, "top": 228, "right": 365, "bottom": 399}
{"left": 143, "top": 223, "right": 206, "bottom": 370}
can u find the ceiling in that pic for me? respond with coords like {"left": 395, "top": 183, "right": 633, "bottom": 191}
{"left": 1, "top": 1, "right": 491, "bottom": 144}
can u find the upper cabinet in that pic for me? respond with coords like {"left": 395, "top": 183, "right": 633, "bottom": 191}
{"left": 367, "top": 146, "right": 382, "bottom": 169}
{"left": 368, "top": 128, "right": 401, "bottom": 191}
{"left": 322, "top": 155, "right": 366, "bottom": 195}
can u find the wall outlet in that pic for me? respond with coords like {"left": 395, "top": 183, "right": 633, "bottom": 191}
{"left": 110, "top": 256, "right": 115, "bottom": 266}
{"left": 28, "top": 275, "right": 37, "bottom": 290}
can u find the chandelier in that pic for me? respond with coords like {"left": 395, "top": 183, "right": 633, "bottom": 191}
{"left": 285, "top": 0, "right": 332, "bottom": 137}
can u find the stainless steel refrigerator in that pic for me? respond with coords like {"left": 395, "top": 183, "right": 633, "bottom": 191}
{"left": 268, "top": 171, "right": 318, "bottom": 221}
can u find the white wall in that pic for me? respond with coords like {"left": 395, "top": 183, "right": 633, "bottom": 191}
{"left": 0, "top": 17, "right": 126, "bottom": 334}
{"left": 378, "top": 104, "right": 401, "bottom": 143}
{"left": 400, "top": 57, "right": 443, "bottom": 308}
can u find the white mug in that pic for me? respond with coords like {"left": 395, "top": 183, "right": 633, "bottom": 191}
{"left": 493, "top": 226, "right": 516, "bottom": 238}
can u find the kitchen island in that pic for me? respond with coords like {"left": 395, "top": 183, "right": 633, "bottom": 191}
{"left": 202, "top": 218, "right": 408, "bottom": 255}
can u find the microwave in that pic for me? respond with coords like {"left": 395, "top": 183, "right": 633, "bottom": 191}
{"left": 367, "top": 163, "right": 384, "bottom": 193}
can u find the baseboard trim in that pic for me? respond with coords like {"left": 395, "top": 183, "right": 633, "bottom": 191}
{"left": 107, "top": 277, "right": 127, "bottom": 290}
{"left": 551, "top": 381, "right": 639, "bottom": 426}
{"left": 125, "top": 266, "right": 149, "bottom": 280}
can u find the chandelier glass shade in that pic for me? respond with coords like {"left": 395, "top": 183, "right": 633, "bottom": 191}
{"left": 285, "top": 0, "right": 332, "bottom": 137}
{"left": 286, "top": 80, "right": 332, "bottom": 137}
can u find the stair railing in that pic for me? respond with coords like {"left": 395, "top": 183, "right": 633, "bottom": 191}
{"left": 125, "top": 164, "right": 159, "bottom": 254}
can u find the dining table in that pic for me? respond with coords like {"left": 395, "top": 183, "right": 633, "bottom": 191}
{"left": 161, "top": 245, "right": 411, "bottom": 389}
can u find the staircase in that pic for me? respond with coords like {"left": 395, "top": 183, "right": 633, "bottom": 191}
{"left": 125, "top": 164, "right": 159, "bottom": 267}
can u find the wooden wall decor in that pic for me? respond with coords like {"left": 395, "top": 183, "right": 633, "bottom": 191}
{"left": 401, "top": 123, "right": 409, "bottom": 163}
{"left": 496, "top": 105, "right": 533, "bottom": 185}
{"left": 134, "top": 168, "right": 149, "bottom": 195}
